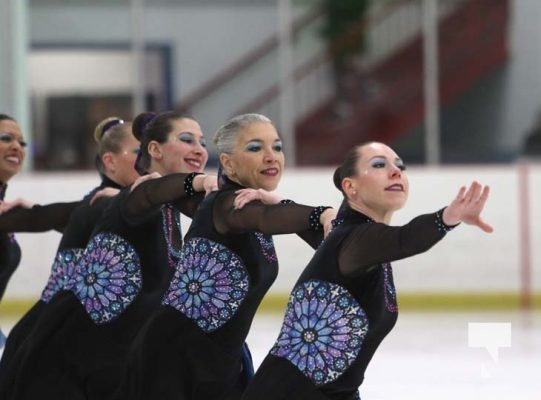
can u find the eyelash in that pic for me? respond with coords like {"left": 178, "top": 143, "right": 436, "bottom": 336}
{"left": 0, "top": 134, "right": 27, "bottom": 148}
{"left": 246, "top": 142, "right": 283, "bottom": 152}
{"left": 372, "top": 161, "right": 406, "bottom": 171}
{"left": 178, "top": 134, "right": 206, "bottom": 148}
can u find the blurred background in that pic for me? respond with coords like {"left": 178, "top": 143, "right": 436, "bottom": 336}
{"left": 1, "top": 0, "right": 540, "bottom": 326}
{"left": 0, "top": 1, "right": 540, "bottom": 397}
{"left": 1, "top": 0, "right": 540, "bottom": 312}
{"left": 2, "top": 0, "right": 541, "bottom": 169}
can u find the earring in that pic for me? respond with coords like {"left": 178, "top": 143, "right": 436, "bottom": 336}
{"left": 352, "top": 190, "right": 357, "bottom": 195}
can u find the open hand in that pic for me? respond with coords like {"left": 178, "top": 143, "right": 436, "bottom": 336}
{"left": 442, "top": 181, "right": 493, "bottom": 233}
{"left": 233, "top": 189, "right": 282, "bottom": 210}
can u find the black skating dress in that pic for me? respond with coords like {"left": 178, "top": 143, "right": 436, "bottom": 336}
{"left": 0, "top": 182, "right": 22, "bottom": 350}
{"left": 0, "top": 173, "right": 204, "bottom": 400}
{"left": 0, "top": 182, "right": 75, "bottom": 301}
{"left": 242, "top": 203, "right": 455, "bottom": 400}
{"left": 112, "top": 177, "right": 328, "bottom": 400}
{"left": 0, "top": 176, "right": 119, "bottom": 375}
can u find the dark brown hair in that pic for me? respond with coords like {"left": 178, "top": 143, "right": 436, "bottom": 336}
{"left": 333, "top": 141, "right": 383, "bottom": 194}
{"left": 0, "top": 114, "right": 15, "bottom": 122}
{"left": 132, "top": 111, "right": 191, "bottom": 173}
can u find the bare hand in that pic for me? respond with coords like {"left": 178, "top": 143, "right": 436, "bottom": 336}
{"left": 320, "top": 208, "right": 337, "bottom": 238}
{"left": 442, "top": 181, "right": 493, "bottom": 233}
{"left": 202, "top": 175, "right": 218, "bottom": 196}
{"left": 233, "top": 189, "right": 282, "bottom": 210}
{"left": 90, "top": 187, "right": 121, "bottom": 205}
{"left": 0, "top": 198, "right": 35, "bottom": 214}
{"left": 130, "top": 172, "right": 162, "bottom": 192}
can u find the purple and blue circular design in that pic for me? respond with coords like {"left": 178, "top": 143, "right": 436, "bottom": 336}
{"left": 270, "top": 280, "right": 369, "bottom": 386}
{"left": 40, "top": 248, "right": 84, "bottom": 303}
{"left": 66, "top": 232, "right": 141, "bottom": 325}
{"left": 162, "top": 237, "right": 249, "bottom": 333}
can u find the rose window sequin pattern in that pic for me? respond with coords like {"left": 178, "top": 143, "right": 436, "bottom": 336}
{"left": 162, "top": 237, "right": 249, "bottom": 333}
{"left": 382, "top": 263, "right": 398, "bottom": 313}
{"left": 40, "top": 248, "right": 84, "bottom": 303}
{"left": 270, "top": 280, "right": 369, "bottom": 386}
{"left": 254, "top": 232, "right": 277, "bottom": 262}
{"left": 66, "top": 233, "right": 141, "bottom": 325}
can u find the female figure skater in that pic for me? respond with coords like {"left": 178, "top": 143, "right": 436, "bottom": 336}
{"left": 242, "top": 141, "right": 493, "bottom": 400}
{"left": 0, "top": 113, "right": 30, "bottom": 349}
{"left": 112, "top": 113, "right": 336, "bottom": 400}
{"left": 0, "top": 111, "right": 213, "bottom": 399}
{"left": 0, "top": 117, "right": 140, "bottom": 371}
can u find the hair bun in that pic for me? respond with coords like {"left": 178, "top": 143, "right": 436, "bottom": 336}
{"left": 132, "top": 112, "right": 157, "bottom": 141}
{"left": 332, "top": 166, "right": 343, "bottom": 191}
{"left": 93, "top": 117, "right": 123, "bottom": 144}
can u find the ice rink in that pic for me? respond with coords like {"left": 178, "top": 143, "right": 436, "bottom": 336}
{"left": 245, "top": 310, "right": 540, "bottom": 400}
{"left": 1, "top": 310, "right": 540, "bottom": 399}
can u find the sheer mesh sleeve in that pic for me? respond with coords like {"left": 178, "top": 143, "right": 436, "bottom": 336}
{"left": 0, "top": 201, "right": 80, "bottom": 233}
{"left": 276, "top": 199, "right": 324, "bottom": 249}
{"left": 121, "top": 173, "right": 198, "bottom": 225}
{"left": 338, "top": 212, "right": 448, "bottom": 277}
{"left": 170, "top": 192, "right": 205, "bottom": 219}
{"left": 295, "top": 229, "right": 324, "bottom": 250}
{"left": 213, "top": 191, "right": 322, "bottom": 236}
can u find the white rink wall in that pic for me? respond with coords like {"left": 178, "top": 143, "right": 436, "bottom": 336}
{"left": 2, "top": 164, "right": 540, "bottom": 301}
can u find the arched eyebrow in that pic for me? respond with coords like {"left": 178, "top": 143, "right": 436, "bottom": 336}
{"left": 243, "top": 137, "right": 282, "bottom": 145}
{"left": 367, "top": 155, "right": 404, "bottom": 163}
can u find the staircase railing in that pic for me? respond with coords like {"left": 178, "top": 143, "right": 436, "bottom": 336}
{"left": 178, "top": 0, "right": 467, "bottom": 138}
{"left": 234, "top": 0, "right": 467, "bottom": 118}
{"left": 177, "top": 5, "right": 323, "bottom": 114}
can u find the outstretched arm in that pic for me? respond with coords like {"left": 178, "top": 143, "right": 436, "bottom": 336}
{"left": 0, "top": 201, "right": 80, "bottom": 233}
{"left": 233, "top": 188, "right": 334, "bottom": 248}
{"left": 338, "top": 181, "right": 492, "bottom": 277}
{"left": 214, "top": 190, "right": 332, "bottom": 241}
{"left": 121, "top": 173, "right": 217, "bottom": 225}
{"left": 0, "top": 198, "right": 35, "bottom": 214}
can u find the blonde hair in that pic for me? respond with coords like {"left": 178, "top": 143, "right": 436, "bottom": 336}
{"left": 93, "top": 117, "right": 132, "bottom": 154}
{"left": 93, "top": 117, "right": 133, "bottom": 174}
